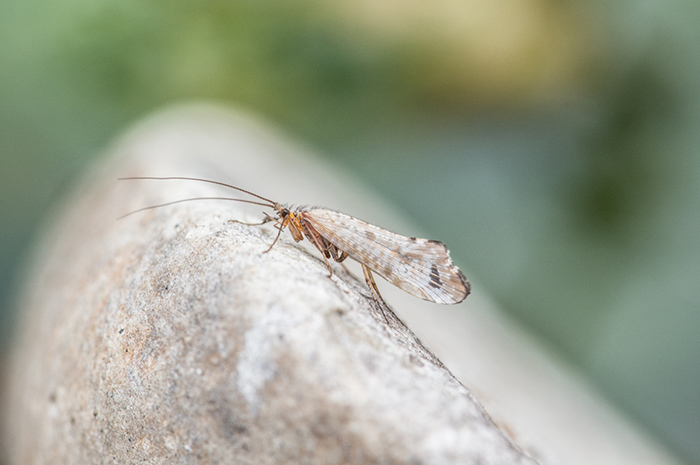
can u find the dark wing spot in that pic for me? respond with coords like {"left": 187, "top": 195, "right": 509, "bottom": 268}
{"left": 429, "top": 264, "right": 443, "bottom": 289}
{"left": 428, "top": 239, "right": 444, "bottom": 245}
{"left": 365, "top": 230, "right": 376, "bottom": 240}
{"left": 456, "top": 268, "right": 471, "bottom": 299}
{"left": 382, "top": 264, "right": 393, "bottom": 277}
{"left": 409, "top": 237, "right": 417, "bottom": 242}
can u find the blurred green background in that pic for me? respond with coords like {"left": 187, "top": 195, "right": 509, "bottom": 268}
{"left": 1, "top": 0, "right": 699, "bottom": 462}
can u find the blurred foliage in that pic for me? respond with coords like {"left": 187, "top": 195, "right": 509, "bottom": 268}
{"left": 1, "top": 0, "right": 699, "bottom": 463}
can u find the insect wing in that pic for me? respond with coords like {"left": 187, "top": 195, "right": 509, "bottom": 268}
{"left": 304, "top": 209, "right": 470, "bottom": 304}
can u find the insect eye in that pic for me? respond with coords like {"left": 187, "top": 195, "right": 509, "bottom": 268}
{"left": 281, "top": 208, "right": 289, "bottom": 217}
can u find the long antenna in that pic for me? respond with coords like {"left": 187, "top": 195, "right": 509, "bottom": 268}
{"left": 117, "top": 197, "right": 273, "bottom": 220}
{"left": 118, "top": 176, "right": 278, "bottom": 206}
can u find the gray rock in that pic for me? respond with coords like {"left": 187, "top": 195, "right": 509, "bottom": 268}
{"left": 3, "top": 105, "right": 681, "bottom": 465}
{"left": 3, "top": 106, "right": 535, "bottom": 464}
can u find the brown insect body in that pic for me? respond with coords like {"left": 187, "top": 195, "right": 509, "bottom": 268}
{"left": 119, "top": 177, "right": 470, "bottom": 310}
{"left": 271, "top": 204, "right": 469, "bottom": 305}
{"left": 270, "top": 206, "right": 349, "bottom": 265}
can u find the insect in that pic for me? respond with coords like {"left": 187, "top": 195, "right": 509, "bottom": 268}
{"left": 118, "top": 177, "right": 470, "bottom": 316}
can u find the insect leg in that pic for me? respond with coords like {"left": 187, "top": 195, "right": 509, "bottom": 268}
{"left": 361, "top": 263, "right": 389, "bottom": 323}
{"left": 299, "top": 222, "right": 335, "bottom": 277}
{"left": 328, "top": 245, "right": 348, "bottom": 263}
{"left": 310, "top": 243, "right": 334, "bottom": 277}
{"left": 319, "top": 251, "right": 333, "bottom": 277}
{"left": 263, "top": 224, "right": 285, "bottom": 253}
{"left": 228, "top": 212, "right": 276, "bottom": 226}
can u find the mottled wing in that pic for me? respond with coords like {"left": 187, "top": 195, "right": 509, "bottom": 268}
{"left": 303, "top": 209, "right": 470, "bottom": 304}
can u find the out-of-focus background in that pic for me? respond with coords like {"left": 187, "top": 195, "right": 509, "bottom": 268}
{"left": 1, "top": 0, "right": 698, "bottom": 462}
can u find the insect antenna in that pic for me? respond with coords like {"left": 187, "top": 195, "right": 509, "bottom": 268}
{"left": 118, "top": 176, "right": 281, "bottom": 219}
{"left": 117, "top": 196, "right": 273, "bottom": 220}
{"left": 118, "top": 176, "right": 278, "bottom": 207}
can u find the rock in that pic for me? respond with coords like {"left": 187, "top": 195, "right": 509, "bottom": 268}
{"left": 2, "top": 106, "right": 536, "bottom": 464}
{"left": 2, "top": 105, "right": 681, "bottom": 465}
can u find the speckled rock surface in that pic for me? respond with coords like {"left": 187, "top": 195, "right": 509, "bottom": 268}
{"left": 2, "top": 107, "right": 536, "bottom": 464}
{"left": 3, "top": 105, "right": 682, "bottom": 465}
